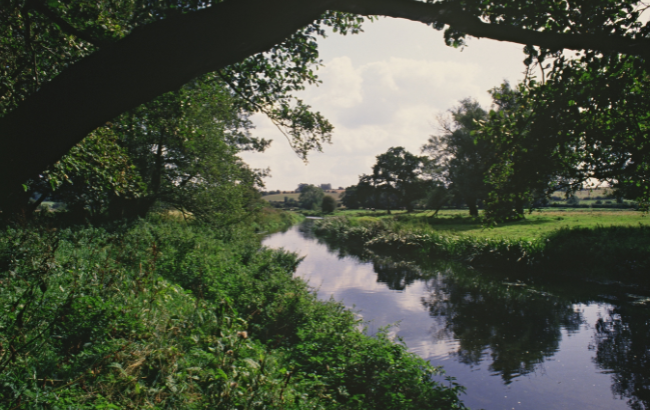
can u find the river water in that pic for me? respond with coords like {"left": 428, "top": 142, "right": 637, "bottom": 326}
{"left": 263, "top": 220, "right": 650, "bottom": 410}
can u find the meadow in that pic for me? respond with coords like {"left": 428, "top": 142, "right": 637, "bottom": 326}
{"left": 333, "top": 208, "right": 649, "bottom": 240}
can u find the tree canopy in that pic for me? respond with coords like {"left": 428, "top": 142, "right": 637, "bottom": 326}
{"left": 344, "top": 147, "right": 427, "bottom": 213}
{"left": 476, "top": 57, "right": 650, "bottom": 218}
{"left": 298, "top": 184, "right": 325, "bottom": 210}
{"left": 2, "top": 0, "right": 650, "bottom": 211}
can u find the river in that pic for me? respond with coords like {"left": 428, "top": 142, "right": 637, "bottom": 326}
{"left": 263, "top": 220, "right": 650, "bottom": 410}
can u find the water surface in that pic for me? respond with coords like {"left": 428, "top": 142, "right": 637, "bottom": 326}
{"left": 263, "top": 221, "right": 650, "bottom": 410}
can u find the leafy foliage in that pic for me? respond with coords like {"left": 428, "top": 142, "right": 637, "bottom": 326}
{"left": 321, "top": 195, "right": 337, "bottom": 213}
{"left": 113, "top": 74, "right": 266, "bottom": 224}
{"left": 314, "top": 215, "right": 650, "bottom": 276}
{"left": 435, "top": 0, "right": 649, "bottom": 54}
{"left": 477, "top": 56, "right": 650, "bottom": 219}
{"left": 27, "top": 127, "right": 146, "bottom": 218}
{"left": 0, "top": 217, "right": 467, "bottom": 409}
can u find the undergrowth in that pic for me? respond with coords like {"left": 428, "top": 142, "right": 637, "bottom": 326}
{"left": 0, "top": 215, "right": 465, "bottom": 409}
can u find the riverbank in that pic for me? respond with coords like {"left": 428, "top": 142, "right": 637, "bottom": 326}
{"left": 0, "top": 212, "right": 465, "bottom": 409}
{"left": 313, "top": 211, "right": 650, "bottom": 280}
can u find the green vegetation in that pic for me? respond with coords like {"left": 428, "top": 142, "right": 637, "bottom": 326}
{"left": 262, "top": 191, "right": 344, "bottom": 203}
{"left": 332, "top": 209, "right": 648, "bottom": 240}
{"left": 0, "top": 12, "right": 468, "bottom": 404}
{"left": 298, "top": 185, "right": 325, "bottom": 211}
{"left": 3, "top": 0, "right": 650, "bottom": 407}
{"left": 314, "top": 210, "right": 650, "bottom": 278}
{"left": 321, "top": 195, "right": 337, "bottom": 213}
{"left": 0, "top": 215, "right": 466, "bottom": 409}
{"left": 422, "top": 98, "right": 492, "bottom": 217}
{"left": 262, "top": 186, "right": 343, "bottom": 212}
{"left": 341, "top": 147, "right": 430, "bottom": 213}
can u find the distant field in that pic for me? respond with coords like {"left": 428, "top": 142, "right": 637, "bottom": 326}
{"left": 560, "top": 188, "right": 612, "bottom": 199}
{"left": 263, "top": 190, "right": 344, "bottom": 202}
{"left": 334, "top": 208, "right": 650, "bottom": 240}
{"left": 261, "top": 188, "right": 619, "bottom": 206}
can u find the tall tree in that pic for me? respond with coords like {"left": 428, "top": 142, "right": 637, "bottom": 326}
{"left": 298, "top": 184, "right": 324, "bottom": 210}
{"left": 369, "top": 147, "right": 426, "bottom": 213}
{"left": 321, "top": 194, "right": 337, "bottom": 213}
{"left": 28, "top": 128, "right": 146, "bottom": 219}
{"left": 113, "top": 74, "right": 268, "bottom": 224}
{"left": 422, "top": 98, "right": 491, "bottom": 216}
{"left": 478, "top": 55, "right": 650, "bottom": 219}
{"left": 341, "top": 178, "right": 375, "bottom": 210}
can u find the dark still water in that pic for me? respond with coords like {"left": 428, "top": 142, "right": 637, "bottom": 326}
{"left": 263, "top": 221, "right": 650, "bottom": 410}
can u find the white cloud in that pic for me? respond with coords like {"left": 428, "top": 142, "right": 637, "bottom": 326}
{"left": 240, "top": 18, "right": 527, "bottom": 190}
{"left": 310, "top": 56, "right": 363, "bottom": 109}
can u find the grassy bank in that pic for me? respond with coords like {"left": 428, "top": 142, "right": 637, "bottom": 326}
{"left": 313, "top": 211, "right": 650, "bottom": 279}
{"left": 331, "top": 209, "right": 648, "bottom": 239}
{"left": 0, "top": 214, "right": 465, "bottom": 409}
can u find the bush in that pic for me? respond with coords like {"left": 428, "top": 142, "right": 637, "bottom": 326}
{"left": 322, "top": 195, "right": 337, "bottom": 213}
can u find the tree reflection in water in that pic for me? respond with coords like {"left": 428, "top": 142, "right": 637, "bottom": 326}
{"left": 369, "top": 251, "right": 586, "bottom": 383}
{"left": 373, "top": 258, "right": 422, "bottom": 291}
{"left": 419, "top": 267, "right": 583, "bottom": 383}
{"left": 303, "top": 220, "right": 650, "bottom": 406}
{"left": 593, "top": 303, "right": 650, "bottom": 410}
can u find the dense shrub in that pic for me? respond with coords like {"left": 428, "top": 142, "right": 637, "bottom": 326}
{"left": 321, "top": 195, "right": 337, "bottom": 213}
{"left": 0, "top": 217, "right": 465, "bottom": 409}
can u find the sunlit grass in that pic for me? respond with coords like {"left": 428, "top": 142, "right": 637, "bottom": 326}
{"left": 315, "top": 210, "right": 650, "bottom": 277}
{"left": 334, "top": 209, "right": 649, "bottom": 240}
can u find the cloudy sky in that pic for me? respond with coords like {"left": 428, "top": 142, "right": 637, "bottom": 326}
{"left": 240, "top": 17, "right": 530, "bottom": 191}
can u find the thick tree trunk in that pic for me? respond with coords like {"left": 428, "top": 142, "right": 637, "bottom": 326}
{"left": 467, "top": 196, "right": 478, "bottom": 217}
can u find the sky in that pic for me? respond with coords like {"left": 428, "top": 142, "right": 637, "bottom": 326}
{"left": 239, "top": 17, "right": 531, "bottom": 191}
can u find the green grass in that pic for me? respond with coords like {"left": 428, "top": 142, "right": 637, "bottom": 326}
{"left": 314, "top": 209, "right": 650, "bottom": 278}
{"left": 333, "top": 209, "right": 649, "bottom": 240}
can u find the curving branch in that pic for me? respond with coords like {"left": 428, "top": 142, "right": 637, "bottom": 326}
{"left": 0, "top": 0, "right": 333, "bottom": 206}
{"left": 333, "top": 0, "right": 650, "bottom": 57}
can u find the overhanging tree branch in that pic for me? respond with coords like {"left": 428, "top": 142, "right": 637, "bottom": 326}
{"left": 332, "top": 0, "right": 650, "bottom": 57}
{"left": 0, "top": 0, "right": 333, "bottom": 204}
{"left": 2, "top": 0, "right": 650, "bottom": 207}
